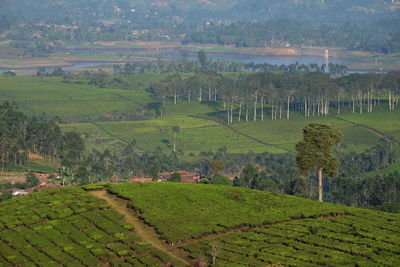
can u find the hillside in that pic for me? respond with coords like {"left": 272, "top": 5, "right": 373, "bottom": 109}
{"left": 0, "top": 0, "right": 397, "bottom": 26}
{"left": 0, "top": 187, "right": 184, "bottom": 266}
{"left": 1, "top": 183, "right": 399, "bottom": 266}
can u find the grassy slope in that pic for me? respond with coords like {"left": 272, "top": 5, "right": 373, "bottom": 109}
{"left": 60, "top": 104, "right": 400, "bottom": 156}
{"left": 228, "top": 110, "right": 393, "bottom": 153}
{"left": 61, "top": 116, "right": 284, "bottom": 156}
{"left": 108, "top": 183, "right": 400, "bottom": 266}
{"left": 0, "top": 76, "right": 152, "bottom": 122}
{"left": 0, "top": 187, "right": 180, "bottom": 266}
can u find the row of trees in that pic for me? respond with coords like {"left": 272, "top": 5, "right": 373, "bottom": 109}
{"left": 112, "top": 54, "right": 346, "bottom": 75}
{"left": 149, "top": 71, "right": 400, "bottom": 123}
{"left": 0, "top": 101, "right": 84, "bottom": 171}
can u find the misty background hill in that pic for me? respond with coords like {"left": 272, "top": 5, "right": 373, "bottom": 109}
{"left": 1, "top": 0, "right": 399, "bottom": 26}
{"left": 0, "top": 0, "right": 399, "bottom": 52}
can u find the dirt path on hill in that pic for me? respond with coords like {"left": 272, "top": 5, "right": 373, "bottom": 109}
{"left": 190, "top": 115, "right": 292, "bottom": 153}
{"left": 91, "top": 122, "right": 146, "bottom": 152}
{"left": 90, "top": 190, "right": 192, "bottom": 266}
{"left": 91, "top": 190, "right": 350, "bottom": 264}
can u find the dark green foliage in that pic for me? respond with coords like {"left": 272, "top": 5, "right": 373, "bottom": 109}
{"left": 239, "top": 163, "right": 260, "bottom": 188}
{"left": 296, "top": 123, "right": 342, "bottom": 202}
{"left": 296, "top": 123, "right": 343, "bottom": 177}
{"left": 211, "top": 174, "right": 231, "bottom": 186}
{"left": 89, "top": 70, "right": 112, "bottom": 88}
{"left": 75, "top": 166, "right": 90, "bottom": 185}
{"left": 197, "top": 50, "right": 207, "bottom": 70}
{"left": 373, "top": 202, "right": 400, "bottom": 213}
{"left": 25, "top": 172, "right": 39, "bottom": 188}
{"left": 49, "top": 67, "right": 65, "bottom": 77}
{"left": 211, "top": 160, "right": 225, "bottom": 175}
{"left": 308, "top": 225, "right": 319, "bottom": 235}
{"left": 2, "top": 71, "right": 16, "bottom": 76}
{"left": 199, "top": 178, "right": 210, "bottom": 184}
{"left": 330, "top": 172, "right": 400, "bottom": 207}
{"left": 169, "top": 172, "right": 181, "bottom": 182}
{"left": 0, "top": 191, "right": 12, "bottom": 201}
{"left": 185, "top": 19, "right": 400, "bottom": 53}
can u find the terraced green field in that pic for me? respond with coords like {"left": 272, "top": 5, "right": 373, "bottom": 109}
{"left": 183, "top": 212, "right": 400, "bottom": 266}
{"left": 2, "top": 183, "right": 399, "bottom": 266}
{"left": 107, "top": 183, "right": 400, "bottom": 266}
{"left": 0, "top": 187, "right": 181, "bottom": 266}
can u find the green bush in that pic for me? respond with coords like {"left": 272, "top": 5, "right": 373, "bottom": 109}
{"left": 26, "top": 172, "right": 39, "bottom": 188}
{"left": 169, "top": 172, "right": 181, "bottom": 182}
{"left": 211, "top": 174, "right": 232, "bottom": 186}
{"left": 199, "top": 178, "right": 210, "bottom": 184}
{"left": 0, "top": 191, "right": 12, "bottom": 201}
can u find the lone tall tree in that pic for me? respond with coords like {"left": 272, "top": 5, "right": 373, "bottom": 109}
{"left": 197, "top": 50, "right": 207, "bottom": 70}
{"left": 296, "top": 123, "right": 342, "bottom": 202}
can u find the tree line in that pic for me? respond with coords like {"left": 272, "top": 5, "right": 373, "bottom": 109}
{"left": 183, "top": 19, "right": 400, "bottom": 54}
{"left": 0, "top": 101, "right": 84, "bottom": 171}
{"left": 112, "top": 57, "right": 347, "bottom": 76}
{"left": 149, "top": 71, "right": 400, "bottom": 122}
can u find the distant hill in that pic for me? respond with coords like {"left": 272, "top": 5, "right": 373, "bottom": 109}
{"left": 1, "top": 0, "right": 398, "bottom": 52}
{"left": 0, "top": 0, "right": 398, "bottom": 27}
{"left": 1, "top": 183, "right": 399, "bottom": 266}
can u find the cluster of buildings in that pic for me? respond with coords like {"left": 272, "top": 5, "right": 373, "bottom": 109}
{"left": 1, "top": 170, "right": 200, "bottom": 199}
{"left": 128, "top": 171, "right": 200, "bottom": 184}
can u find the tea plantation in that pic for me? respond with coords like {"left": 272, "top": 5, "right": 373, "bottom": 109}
{"left": 1, "top": 182, "right": 400, "bottom": 266}
{"left": 108, "top": 183, "right": 400, "bottom": 266}
{"left": 0, "top": 187, "right": 181, "bottom": 266}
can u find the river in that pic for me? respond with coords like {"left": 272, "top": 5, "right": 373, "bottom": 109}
{"left": 0, "top": 51, "right": 384, "bottom": 73}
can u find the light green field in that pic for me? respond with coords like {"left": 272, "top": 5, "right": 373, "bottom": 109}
{"left": 230, "top": 112, "right": 384, "bottom": 153}
{"left": 60, "top": 104, "right": 399, "bottom": 157}
{"left": 337, "top": 109, "right": 400, "bottom": 143}
{"left": 0, "top": 76, "right": 152, "bottom": 122}
{"left": 61, "top": 115, "right": 284, "bottom": 155}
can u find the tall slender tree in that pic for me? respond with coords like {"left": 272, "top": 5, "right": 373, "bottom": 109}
{"left": 296, "top": 123, "right": 342, "bottom": 202}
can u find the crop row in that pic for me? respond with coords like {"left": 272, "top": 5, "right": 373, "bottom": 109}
{"left": 0, "top": 189, "right": 179, "bottom": 266}
{"left": 0, "top": 188, "right": 110, "bottom": 230}
{"left": 181, "top": 216, "right": 400, "bottom": 266}
{"left": 1, "top": 209, "right": 175, "bottom": 266}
